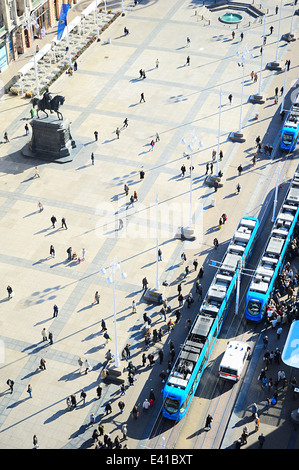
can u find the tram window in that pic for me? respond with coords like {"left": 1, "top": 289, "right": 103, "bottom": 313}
{"left": 164, "top": 397, "right": 179, "bottom": 414}
{"left": 247, "top": 300, "right": 261, "bottom": 316}
{"left": 282, "top": 133, "right": 293, "bottom": 145}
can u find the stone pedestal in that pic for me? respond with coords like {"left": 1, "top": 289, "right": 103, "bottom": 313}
{"left": 249, "top": 93, "right": 265, "bottom": 104}
{"left": 22, "top": 116, "right": 78, "bottom": 163}
{"left": 229, "top": 131, "right": 246, "bottom": 143}
{"left": 143, "top": 287, "right": 164, "bottom": 304}
{"left": 266, "top": 61, "right": 282, "bottom": 72}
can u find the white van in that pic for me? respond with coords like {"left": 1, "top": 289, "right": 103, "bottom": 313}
{"left": 218, "top": 341, "right": 251, "bottom": 382}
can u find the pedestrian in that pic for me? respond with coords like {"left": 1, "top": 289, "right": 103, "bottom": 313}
{"left": 49, "top": 245, "right": 55, "bottom": 258}
{"left": 61, "top": 217, "right": 67, "bottom": 229}
{"left": 252, "top": 153, "right": 257, "bottom": 165}
{"left": 263, "top": 335, "right": 268, "bottom": 348}
{"left": 41, "top": 328, "right": 47, "bottom": 342}
{"left": 101, "top": 319, "right": 107, "bottom": 332}
{"left": 255, "top": 415, "right": 260, "bottom": 432}
{"left": 94, "top": 291, "right": 100, "bottom": 304}
{"left": 66, "top": 247, "right": 72, "bottom": 260}
{"left": 80, "top": 389, "right": 87, "bottom": 405}
{"left": 131, "top": 300, "right": 137, "bottom": 313}
{"left": 30, "top": 108, "right": 35, "bottom": 118}
{"left": 236, "top": 183, "right": 241, "bottom": 194}
{"left": 3, "top": 131, "right": 9, "bottom": 143}
{"left": 7, "top": 285, "right": 13, "bottom": 298}
{"left": 122, "top": 423, "right": 128, "bottom": 440}
{"left": 205, "top": 414, "right": 213, "bottom": 430}
{"left": 228, "top": 94, "right": 233, "bottom": 105}
{"left": 181, "top": 164, "right": 186, "bottom": 176}
{"left": 89, "top": 413, "right": 95, "bottom": 426}
{"left": 116, "top": 127, "right": 120, "bottom": 139}
{"left": 237, "top": 164, "right": 243, "bottom": 176}
{"left": 156, "top": 59, "right": 159, "bottom": 68}
{"left": 143, "top": 398, "right": 151, "bottom": 412}
{"left": 104, "top": 331, "right": 111, "bottom": 345}
{"left": 196, "top": 280, "right": 203, "bottom": 299}
{"left": 40, "top": 358, "right": 46, "bottom": 370}
{"left": 269, "top": 25, "right": 274, "bottom": 35}
{"left": 7, "top": 378, "right": 14, "bottom": 393}
{"left": 37, "top": 201, "right": 43, "bottom": 212}
{"left": 73, "top": 61, "right": 77, "bottom": 71}
{"left": 212, "top": 149, "right": 216, "bottom": 161}
{"left": 140, "top": 92, "right": 145, "bottom": 103}
{"left": 123, "top": 118, "right": 128, "bottom": 128}
{"left": 53, "top": 304, "right": 58, "bottom": 317}
{"left": 258, "top": 433, "right": 265, "bottom": 448}
{"left": 96, "top": 384, "right": 102, "bottom": 399}
{"left": 158, "top": 248, "right": 162, "bottom": 261}
{"left": 213, "top": 238, "right": 219, "bottom": 249}
{"left": 118, "top": 400, "right": 125, "bottom": 413}
{"left": 155, "top": 132, "right": 160, "bottom": 142}
{"left": 219, "top": 150, "right": 223, "bottom": 161}
{"left": 94, "top": 130, "right": 98, "bottom": 141}
{"left": 210, "top": 163, "right": 213, "bottom": 174}
{"left": 205, "top": 163, "right": 209, "bottom": 175}
{"left": 193, "top": 258, "right": 198, "bottom": 271}
{"left": 142, "top": 352, "right": 146, "bottom": 366}
{"left": 84, "top": 359, "right": 91, "bottom": 374}
{"left": 277, "top": 326, "right": 282, "bottom": 340}
{"left": 105, "top": 401, "right": 112, "bottom": 415}
{"left": 78, "top": 357, "right": 84, "bottom": 372}
{"left": 240, "top": 32, "right": 244, "bottom": 41}
{"left": 186, "top": 56, "right": 190, "bottom": 66}
{"left": 149, "top": 388, "right": 156, "bottom": 404}
{"left": 34, "top": 167, "right": 40, "bottom": 178}
{"left": 286, "top": 59, "right": 291, "bottom": 71}
{"left": 33, "top": 434, "right": 39, "bottom": 449}
{"left": 142, "top": 277, "right": 148, "bottom": 290}
{"left": 48, "top": 331, "right": 53, "bottom": 345}
{"left": 132, "top": 404, "right": 139, "bottom": 419}
{"left": 27, "top": 384, "right": 32, "bottom": 398}
{"left": 186, "top": 36, "right": 191, "bottom": 47}
{"left": 50, "top": 215, "right": 57, "bottom": 228}
{"left": 25, "top": 124, "right": 29, "bottom": 135}
{"left": 91, "top": 152, "right": 94, "bottom": 165}
{"left": 120, "top": 383, "right": 126, "bottom": 395}
{"left": 232, "top": 31, "right": 235, "bottom": 40}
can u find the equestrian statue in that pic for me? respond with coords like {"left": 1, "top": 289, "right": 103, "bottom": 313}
{"left": 31, "top": 88, "right": 65, "bottom": 120}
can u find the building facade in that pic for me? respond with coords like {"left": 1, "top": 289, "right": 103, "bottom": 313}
{"left": 0, "top": 0, "right": 77, "bottom": 71}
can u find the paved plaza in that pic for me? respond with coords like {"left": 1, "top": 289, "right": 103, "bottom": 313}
{"left": 0, "top": 0, "right": 299, "bottom": 451}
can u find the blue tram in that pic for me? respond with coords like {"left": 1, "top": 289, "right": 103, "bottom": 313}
{"left": 245, "top": 165, "right": 299, "bottom": 322}
{"left": 162, "top": 216, "right": 259, "bottom": 421}
{"left": 280, "top": 93, "right": 299, "bottom": 152}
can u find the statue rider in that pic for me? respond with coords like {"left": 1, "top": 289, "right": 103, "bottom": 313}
{"left": 42, "top": 87, "right": 53, "bottom": 113}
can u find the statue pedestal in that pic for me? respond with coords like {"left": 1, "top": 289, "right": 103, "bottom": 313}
{"left": 22, "top": 116, "right": 79, "bottom": 163}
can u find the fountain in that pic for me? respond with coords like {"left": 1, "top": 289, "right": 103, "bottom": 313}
{"left": 219, "top": 12, "right": 243, "bottom": 24}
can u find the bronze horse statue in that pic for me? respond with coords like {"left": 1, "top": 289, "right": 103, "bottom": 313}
{"left": 31, "top": 91, "right": 65, "bottom": 120}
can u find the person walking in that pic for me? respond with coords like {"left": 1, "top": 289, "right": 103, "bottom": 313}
{"left": 91, "top": 152, "right": 94, "bottom": 165}
{"left": 27, "top": 384, "right": 32, "bottom": 398}
{"left": 80, "top": 389, "right": 87, "bottom": 405}
{"left": 33, "top": 434, "right": 39, "bottom": 449}
{"left": 61, "top": 217, "right": 67, "bottom": 229}
{"left": 131, "top": 300, "right": 137, "bottom": 313}
{"left": 94, "top": 291, "right": 100, "bottom": 304}
{"left": 186, "top": 56, "right": 190, "bottom": 66}
{"left": 236, "top": 183, "right": 241, "bottom": 194}
{"left": 181, "top": 164, "right": 186, "bottom": 177}
{"left": 123, "top": 118, "right": 128, "bottom": 128}
{"left": 84, "top": 359, "right": 91, "bottom": 374}
{"left": 48, "top": 331, "right": 53, "bottom": 345}
{"left": 50, "top": 215, "right": 57, "bottom": 228}
{"left": 34, "top": 167, "right": 40, "bottom": 178}
{"left": 116, "top": 127, "right": 120, "bottom": 139}
{"left": 96, "top": 384, "right": 102, "bottom": 399}
{"left": 3, "top": 132, "right": 9, "bottom": 143}
{"left": 213, "top": 238, "right": 219, "bottom": 249}
{"left": 50, "top": 245, "right": 55, "bottom": 258}
{"left": 156, "top": 59, "right": 159, "bottom": 68}
{"left": 205, "top": 414, "right": 213, "bottom": 430}
{"left": 118, "top": 400, "right": 125, "bottom": 413}
{"left": 94, "top": 130, "right": 98, "bottom": 141}
{"left": 228, "top": 94, "right": 233, "bottom": 105}
{"left": 41, "top": 328, "right": 47, "bottom": 342}
{"left": 237, "top": 164, "right": 243, "bottom": 176}
{"left": 140, "top": 92, "right": 145, "bottom": 103}
{"left": 186, "top": 36, "right": 191, "bottom": 47}
{"left": 258, "top": 433, "right": 265, "bottom": 448}
{"left": 7, "top": 285, "right": 13, "bottom": 298}
{"left": 40, "top": 358, "right": 46, "bottom": 370}
{"left": 122, "top": 424, "right": 128, "bottom": 440}
{"left": 53, "top": 304, "right": 58, "bottom": 317}
{"left": 7, "top": 379, "right": 14, "bottom": 394}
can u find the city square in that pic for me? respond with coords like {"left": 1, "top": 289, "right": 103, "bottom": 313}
{"left": 0, "top": 0, "right": 299, "bottom": 452}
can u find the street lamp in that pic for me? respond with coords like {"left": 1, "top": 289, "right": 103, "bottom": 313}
{"left": 25, "top": 11, "right": 40, "bottom": 98}
{"left": 100, "top": 259, "right": 127, "bottom": 369}
{"left": 181, "top": 132, "right": 203, "bottom": 234}
{"left": 275, "top": 0, "right": 283, "bottom": 62}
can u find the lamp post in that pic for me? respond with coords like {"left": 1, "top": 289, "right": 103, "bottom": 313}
{"left": 217, "top": 88, "right": 222, "bottom": 175}
{"left": 181, "top": 132, "right": 203, "bottom": 229}
{"left": 100, "top": 259, "right": 127, "bottom": 369}
{"left": 26, "top": 11, "right": 40, "bottom": 98}
{"left": 258, "top": 15, "right": 266, "bottom": 95}
{"left": 272, "top": 165, "right": 281, "bottom": 223}
{"left": 275, "top": 0, "right": 283, "bottom": 62}
{"left": 155, "top": 193, "right": 160, "bottom": 291}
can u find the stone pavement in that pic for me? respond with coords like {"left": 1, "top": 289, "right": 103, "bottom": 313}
{"left": 0, "top": 0, "right": 298, "bottom": 450}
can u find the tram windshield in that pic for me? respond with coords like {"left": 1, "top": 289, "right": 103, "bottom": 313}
{"left": 164, "top": 397, "right": 179, "bottom": 414}
{"left": 282, "top": 132, "right": 293, "bottom": 145}
{"left": 247, "top": 300, "right": 261, "bottom": 316}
